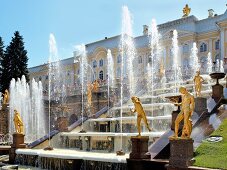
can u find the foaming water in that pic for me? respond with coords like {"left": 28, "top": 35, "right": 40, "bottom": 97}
{"left": 207, "top": 52, "right": 212, "bottom": 73}
{"left": 190, "top": 42, "right": 200, "bottom": 74}
{"left": 75, "top": 44, "right": 88, "bottom": 130}
{"left": 121, "top": 5, "right": 136, "bottom": 96}
{"left": 107, "top": 49, "right": 114, "bottom": 116}
{"left": 172, "top": 30, "right": 182, "bottom": 93}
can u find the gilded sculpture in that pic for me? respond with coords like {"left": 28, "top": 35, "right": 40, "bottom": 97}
{"left": 172, "top": 87, "right": 195, "bottom": 139}
{"left": 131, "top": 96, "right": 152, "bottom": 137}
{"left": 13, "top": 109, "right": 24, "bottom": 134}
{"left": 193, "top": 71, "right": 204, "bottom": 97}
{"left": 87, "top": 82, "right": 93, "bottom": 107}
{"left": 182, "top": 4, "right": 191, "bottom": 17}
{"left": 3, "top": 89, "right": 9, "bottom": 105}
{"left": 93, "top": 80, "right": 99, "bottom": 92}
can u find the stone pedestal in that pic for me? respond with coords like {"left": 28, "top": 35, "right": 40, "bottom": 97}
{"left": 57, "top": 117, "right": 69, "bottom": 132}
{"left": 212, "top": 84, "right": 224, "bottom": 103}
{"left": 129, "top": 136, "right": 150, "bottom": 159}
{"left": 194, "top": 97, "right": 207, "bottom": 116}
{"left": 210, "top": 72, "right": 225, "bottom": 103}
{"left": 169, "top": 138, "right": 194, "bottom": 168}
{"left": 9, "top": 133, "right": 26, "bottom": 164}
{"left": 0, "top": 105, "right": 9, "bottom": 135}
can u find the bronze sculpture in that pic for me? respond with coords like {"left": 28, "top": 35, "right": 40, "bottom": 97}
{"left": 131, "top": 96, "right": 152, "bottom": 137}
{"left": 13, "top": 109, "right": 24, "bottom": 134}
{"left": 172, "top": 87, "right": 195, "bottom": 139}
{"left": 193, "top": 71, "right": 204, "bottom": 97}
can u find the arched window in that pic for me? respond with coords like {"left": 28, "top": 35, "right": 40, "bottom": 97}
{"left": 99, "top": 59, "right": 104, "bottom": 67}
{"left": 99, "top": 70, "right": 104, "bottom": 80}
{"left": 117, "top": 55, "right": 122, "bottom": 63}
{"left": 138, "top": 56, "right": 142, "bottom": 64}
{"left": 215, "top": 40, "right": 220, "bottom": 50}
{"left": 200, "top": 43, "right": 207, "bottom": 52}
{"left": 93, "top": 60, "right": 97, "bottom": 68}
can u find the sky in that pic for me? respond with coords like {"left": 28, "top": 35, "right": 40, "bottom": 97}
{"left": 0, "top": 0, "right": 226, "bottom": 68}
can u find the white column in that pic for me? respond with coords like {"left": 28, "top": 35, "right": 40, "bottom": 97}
{"left": 220, "top": 29, "right": 225, "bottom": 60}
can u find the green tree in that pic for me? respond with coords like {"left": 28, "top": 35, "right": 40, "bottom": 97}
{"left": 1, "top": 31, "right": 29, "bottom": 92}
{"left": 0, "top": 37, "right": 5, "bottom": 92}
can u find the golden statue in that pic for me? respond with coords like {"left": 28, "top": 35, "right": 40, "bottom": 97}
{"left": 131, "top": 96, "right": 152, "bottom": 137}
{"left": 3, "top": 89, "right": 9, "bottom": 104}
{"left": 87, "top": 82, "right": 93, "bottom": 106}
{"left": 93, "top": 80, "right": 99, "bottom": 92}
{"left": 182, "top": 4, "right": 191, "bottom": 17}
{"left": 13, "top": 109, "right": 24, "bottom": 134}
{"left": 172, "top": 87, "right": 195, "bottom": 139}
{"left": 193, "top": 71, "right": 204, "bottom": 97}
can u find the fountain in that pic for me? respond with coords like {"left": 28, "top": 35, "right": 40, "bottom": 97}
{"left": 190, "top": 42, "right": 200, "bottom": 75}
{"left": 107, "top": 49, "right": 114, "bottom": 117}
{"left": 172, "top": 30, "right": 182, "bottom": 93}
{"left": 207, "top": 52, "right": 213, "bottom": 74}
{"left": 74, "top": 44, "right": 88, "bottom": 132}
{"left": 9, "top": 76, "right": 46, "bottom": 142}
{"left": 121, "top": 5, "right": 136, "bottom": 96}
{"left": 11, "top": 5, "right": 227, "bottom": 170}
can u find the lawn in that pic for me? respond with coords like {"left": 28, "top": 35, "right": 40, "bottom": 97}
{"left": 194, "top": 119, "right": 227, "bottom": 169}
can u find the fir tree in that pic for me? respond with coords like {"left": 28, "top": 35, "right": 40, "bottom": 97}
{"left": 0, "top": 37, "right": 4, "bottom": 92}
{"left": 1, "top": 31, "right": 29, "bottom": 92}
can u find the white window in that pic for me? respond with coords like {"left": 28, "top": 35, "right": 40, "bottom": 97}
{"left": 117, "top": 67, "right": 121, "bottom": 77}
{"left": 93, "top": 60, "right": 97, "bottom": 68}
{"left": 200, "top": 43, "right": 207, "bottom": 52}
{"left": 215, "top": 40, "right": 220, "bottom": 50}
{"left": 99, "top": 59, "right": 104, "bottom": 67}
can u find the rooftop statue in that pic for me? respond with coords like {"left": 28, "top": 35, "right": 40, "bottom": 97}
{"left": 172, "top": 87, "right": 195, "bottom": 139}
{"left": 3, "top": 89, "right": 9, "bottom": 105}
{"left": 182, "top": 4, "right": 191, "bottom": 17}
{"left": 194, "top": 71, "right": 204, "bottom": 97}
{"left": 13, "top": 109, "right": 24, "bottom": 134}
{"left": 131, "top": 96, "right": 152, "bottom": 137}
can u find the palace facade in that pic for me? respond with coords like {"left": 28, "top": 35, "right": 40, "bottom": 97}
{"left": 29, "top": 9, "right": 227, "bottom": 97}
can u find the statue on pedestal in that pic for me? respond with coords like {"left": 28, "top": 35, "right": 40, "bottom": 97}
{"left": 3, "top": 89, "right": 9, "bottom": 105}
{"left": 131, "top": 96, "right": 152, "bottom": 137}
{"left": 193, "top": 71, "right": 204, "bottom": 97}
{"left": 13, "top": 109, "right": 24, "bottom": 134}
{"left": 172, "top": 87, "right": 195, "bottom": 139}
